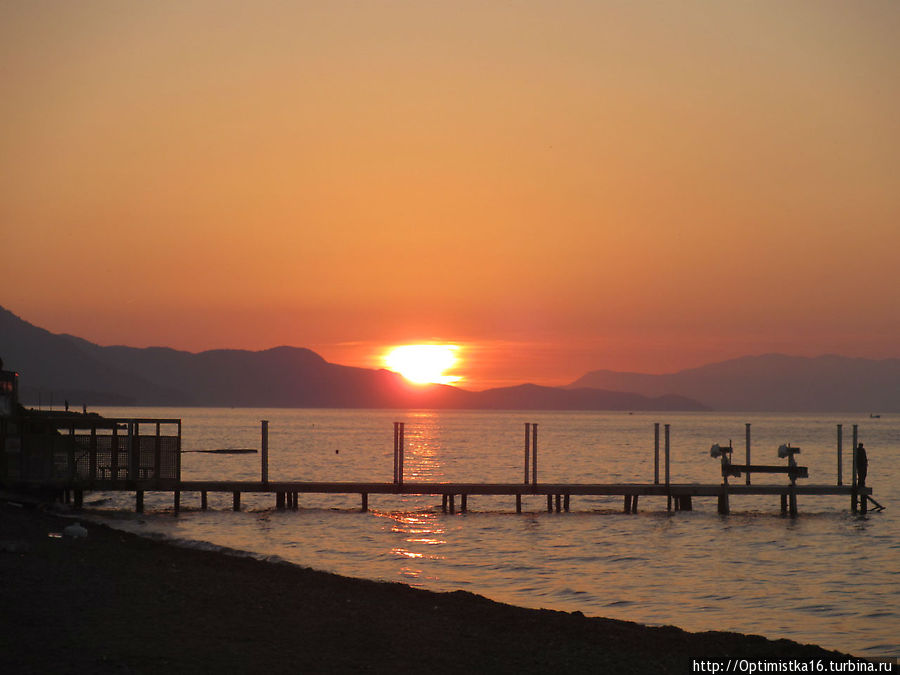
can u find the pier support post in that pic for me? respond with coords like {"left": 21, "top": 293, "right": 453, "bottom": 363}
{"left": 392, "top": 422, "right": 406, "bottom": 485}
{"left": 860, "top": 492, "right": 868, "bottom": 515}
{"left": 261, "top": 420, "right": 269, "bottom": 484}
{"left": 135, "top": 490, "right": 144, "bottom": 513}
{"left": 564, "top": 494, "right": 570, "bottom": 512}
{"left": 531, "top": 423, "right": 538, "bottom": 487}
{"left": 442, "top": 494, "right": 448, "bottom": 513}
{"left": 745, "top": 423, "right": 751, "bottom": 485}
{"left": 632, "top": 494, "right": 639, "bottom": 513}
{"left": 555, "top": 494, "right": 561, "bottom": 512}
{"left": 516, "top": 494, "right": 522, "bottom": 513}
{"left": 654, "top": 423, "right": 660, "bottom": 484}
{"left": 781, "top": 493, "right": 788, "bottom": 515}
{"left": 524, "top": 423, "right": 530, "bottom": 484}
{"left": 717, "top": 491, "right": 729, "bottom": 515}
{"left": 789, "top": 490, "right": 797, "bottom": 517}
{"left": 851, "top": 424, "right": 859, "bottom": 513}
{"left": 361, "top": 493, "right": 368, "bottom": 513}
{"left": 233, "top": 491, "right": 241, "bottom": 512}
{"left": 201, "top": 491, "right": 208, "bottom": 510}
{"left": 174, "top": 491, "right": 180, "bottom": 515}
{"left": 276, "top": 492, "right": 285, "bottom": 510}
{"left": 546, "top": 494, "right": 552, "bottom": 512}
{"left": 624, "top": 495, "right": 632, "bottom": 513}
{"left": 665, "top": 424, "right": 671, "bottom": 512}
{"left": 399, "top": 422, "right": 405, "bottom": 485}
{"left": 461, "top": 494, "right": 468, "bottom": 513}
{"left": 449, "top": 494, "right": 456, "bottom": 514}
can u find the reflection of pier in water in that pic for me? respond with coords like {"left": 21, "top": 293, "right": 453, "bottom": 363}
{"left": 2, "top": 416, "right": 882, "bottom": 518}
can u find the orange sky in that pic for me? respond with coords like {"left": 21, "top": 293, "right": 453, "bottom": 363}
{"left": 2, "top": 2, "right": 899, "bottom": 390}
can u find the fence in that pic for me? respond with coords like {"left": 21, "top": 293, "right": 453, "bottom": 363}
{"left": 1, "top": 416, "right": 181, "bottom": 487}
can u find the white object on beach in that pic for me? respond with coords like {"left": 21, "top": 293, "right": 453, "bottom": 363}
{"left": 63, "top": 522, "right": 88, "bottom": 538}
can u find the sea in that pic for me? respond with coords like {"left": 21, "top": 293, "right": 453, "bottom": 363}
{"left": 81, "top": 408, "right": 898, "bottom": 659}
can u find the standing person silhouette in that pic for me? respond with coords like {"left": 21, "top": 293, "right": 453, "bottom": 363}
{"left": 856, "top": 442, "right": 868, "bottom": 488}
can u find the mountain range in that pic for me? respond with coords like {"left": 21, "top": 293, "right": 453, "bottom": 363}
{"left": 0, "top": 306, "right": 701, "bottom": 411}
{"left": 569, "top": 354, "right": 900, "bottom": 412}
{"left": 2, "top": 306, "right": 895, "bottom": 412}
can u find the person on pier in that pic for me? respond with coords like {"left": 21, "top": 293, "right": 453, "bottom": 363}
{"left": 856, "top": 443, "right": 868, "bottom": 488}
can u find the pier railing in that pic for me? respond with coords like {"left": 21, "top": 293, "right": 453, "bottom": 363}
{"left": 1, "top": 416, "right": 181, "bottom": 488}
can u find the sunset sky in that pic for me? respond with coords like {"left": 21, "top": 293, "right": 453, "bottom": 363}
{"left": 2, "top": 1, "right": 898, "bottom": 389}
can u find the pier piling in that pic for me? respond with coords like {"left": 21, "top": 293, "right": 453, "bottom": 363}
{"left": 745, "top": 424, "right": 751, "bottom": 486}
{"left": 654, "top": 423, "right": 660, "bottom": 484}
{"left": 524, "top": 423, "right": 530, "bottom": 484}
{"left": 851, "top": 424, "right": 859, "bottom": 513}
{"left": 261, "top": 420, "right": 268, "bottom": 484}
{"left": 664, "top": 424, "right": 671, "bottom": 512}
{"left": 717, "top": 492, "right": 729, "bottom": 515}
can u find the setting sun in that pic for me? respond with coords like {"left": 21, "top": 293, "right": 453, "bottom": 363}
{"left": 384, "top": 345, "right": 461, "bottom": 385}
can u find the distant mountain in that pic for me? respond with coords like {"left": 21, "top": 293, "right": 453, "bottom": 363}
{"left": 568, "top": 354, "right": 900, "bottom": 412}
{"left": 0, "top": 306, "right": 705, "bottom": 411}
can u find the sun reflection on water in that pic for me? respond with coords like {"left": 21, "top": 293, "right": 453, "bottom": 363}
{"left": 384, "top": 511, "right": 447, "bottom": 582}
{"left": 404, "top": 411, "right": 445, "bottom": 482}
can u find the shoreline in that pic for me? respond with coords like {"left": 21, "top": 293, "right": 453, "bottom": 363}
{"left": 0, "top": 500, "right": 871, "bottom": 673}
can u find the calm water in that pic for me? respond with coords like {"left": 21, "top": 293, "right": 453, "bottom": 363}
{"left": 84, "top": 408, "right": 899, "bottom": 658}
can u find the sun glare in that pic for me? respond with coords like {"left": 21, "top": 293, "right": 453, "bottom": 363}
{"left": 384, "top": 345, "right": 461, "bottom": 385}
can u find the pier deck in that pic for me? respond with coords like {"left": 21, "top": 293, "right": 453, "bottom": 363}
{"left": 174, "top": 480, "right": 870, "bottom": 498}
{"left": 35, "top": 479, "right": 874, "bottom": 517}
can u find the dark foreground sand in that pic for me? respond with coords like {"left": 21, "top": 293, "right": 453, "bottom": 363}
{"left": 0, "top": 500, "right": 868, "bottom": 674}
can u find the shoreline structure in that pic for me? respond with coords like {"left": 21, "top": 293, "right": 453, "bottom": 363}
{"left": 1, "top": 500, "right": 883, "bottom": 673}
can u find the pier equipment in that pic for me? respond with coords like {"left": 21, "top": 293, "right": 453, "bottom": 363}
{"left": 711, "top": 442, "right": 809, "bottom": 515}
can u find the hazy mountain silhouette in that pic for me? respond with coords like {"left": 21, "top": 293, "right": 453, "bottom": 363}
{"left": 0, "top": 306, "right": 705, "bottom": 410}
{"left": 569, "top": 354, "right": 900, "bottom": 412}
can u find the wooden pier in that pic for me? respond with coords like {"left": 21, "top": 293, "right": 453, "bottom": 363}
{"left": 159, "top": 479, "right": 875, "bottom": 517}
{"left": 1, "top": 417, "right": 883, "bottom": 518}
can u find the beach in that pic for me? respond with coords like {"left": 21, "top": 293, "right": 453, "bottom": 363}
{"left": 0, "top": 500, "right": 869, "bottom": 674}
